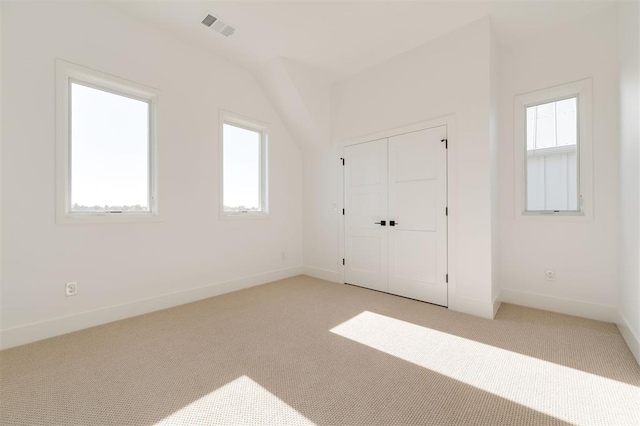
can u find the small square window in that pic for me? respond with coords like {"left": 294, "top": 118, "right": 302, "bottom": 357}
{"left": 220, "top": 112, "right": 268, "bottom": 217}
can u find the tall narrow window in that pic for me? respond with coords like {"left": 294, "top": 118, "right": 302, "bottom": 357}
{"left": 525, "top": 97, "right": 578, "bottom": 212}
{"left": 221, "top": 113, "right": 268, "bottom": 217}
{"left": 514, "top": 79, "right": 592, "bottom": 219}
{"left": 56, "top": 60, "right": 158, "bottom": 223}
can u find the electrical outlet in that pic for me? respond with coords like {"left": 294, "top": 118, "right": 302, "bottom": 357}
{"left": 281, "top": 251, "right": 286, "bottom": 260}
{"left": 545, "top": 270, "right": 556, "bottom": 282}
{"left": 65, "top": 282, "right": 78, "bottom": 296}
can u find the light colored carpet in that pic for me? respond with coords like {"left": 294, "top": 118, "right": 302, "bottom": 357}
{"left": 1, "top": 275, "right": 639, "bottom": 426}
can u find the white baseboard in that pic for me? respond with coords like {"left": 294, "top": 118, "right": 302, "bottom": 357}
{"left": 302, "top": 266, "right": 341, "bottom": 283}
{"left": 492, "top": 291, "right": 502, "bottom": 318}
{"left": 500, "top": 288, "right": 619, "bottom": 323}
{"left": 617, "top": 311, "right": 640, "bottom": 366}
{"left": 449, "top": 295, "right": 496, "bottom": 319}
{"left": 0, "top": 266, "right": 303, "bottom": 350}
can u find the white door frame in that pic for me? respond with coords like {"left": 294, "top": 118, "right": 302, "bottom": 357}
{"left": 338, "top": 114, "right": 457, "bottom": 306}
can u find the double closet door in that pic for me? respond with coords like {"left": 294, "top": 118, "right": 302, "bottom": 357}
{"left": 344, "top": 125, "right": 448, "bottom": 306}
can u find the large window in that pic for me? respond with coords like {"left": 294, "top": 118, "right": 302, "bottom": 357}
{"left": 56, "top": 60, "right": 158, "bottom": 223}
{"left": 220, "top": 112, "right": 268, "bottom": 217}
{"left": 514, "top": 79, "right": 592, "bottom": 219}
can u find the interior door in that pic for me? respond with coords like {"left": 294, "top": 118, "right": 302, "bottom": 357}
{"left": 344, "top": 139, "right": 388, "bottom": 292}
{"left": 387, "top": 126, "right": 448, "bottom": 306}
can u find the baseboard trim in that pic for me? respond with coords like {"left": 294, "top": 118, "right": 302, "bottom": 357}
{"left": 449, "top": 295, "right": 495, "bottom": 319}
{"left": 500, "top": 288, "right": 619, "bottom": 323}
{"left": 0, "top": 266, "right": 304, "bottom": 350}
{"left": 301, "top": 266, "right": 341, "bottom": 283}
{"left": 617, "top": 311, "right": 640, "bottom": 366}
{"left": 492, "top": 291, "right": 502, "bottom": 318}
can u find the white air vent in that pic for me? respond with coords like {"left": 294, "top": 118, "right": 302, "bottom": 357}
{"left": 201, "top": 13, "right": 236, "bottom": 37}
{"left": 220, "top": 25, "right": 235, "bottom": 37}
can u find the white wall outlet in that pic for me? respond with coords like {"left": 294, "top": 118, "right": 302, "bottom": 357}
{"left": 545, "top": 270, "right": 556, "bottom": 282}
{"left": 65, "top": 282, "right": 78, "bottom": 296}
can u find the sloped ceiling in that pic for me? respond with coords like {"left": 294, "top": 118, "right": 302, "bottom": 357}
{"left": 108, "top": 1, "right": 617, "bottom": 151}
{"left": 109, "top": 1, "right": 617, "bottom": 82}
{"left": 257, "top": 57, "right": 332, "bottom": 150}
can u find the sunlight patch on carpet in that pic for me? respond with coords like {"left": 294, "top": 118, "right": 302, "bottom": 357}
{"left": 155, "top": 376, "right": 315, "bottom": 426}
{"left": 330, "top": 311, "right": 640, "bottom": 426}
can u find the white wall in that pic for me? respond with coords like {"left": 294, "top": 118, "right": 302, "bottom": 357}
{"left": 490, "top": 25, "right": 500, "bottom": 311}
{"left": 617, "top": 0, "right": 640, "bottom": 363}
{"left": 0, "top": 2, "right": 303, "bottom": 348}
{"left": 497, "top": 7, "right": 619, "bottom": 321}
{"left": 301, "top": 144, "right": 341, "bottom": 282}
{"left": 0, "top": 1, "right": 4, "bottom": 335}
{"left": 304, "top": 18, "right": 498, "bottom": 317}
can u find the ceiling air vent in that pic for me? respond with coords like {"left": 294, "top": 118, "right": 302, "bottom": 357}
{"left": 201, "top": 13, "right": 236, "bottom": 37}
{"left": 201, "top": 14, "right": 217, "bottom": 28}
{"left": 220, "top": 25, "right": 235, "bottom": 37}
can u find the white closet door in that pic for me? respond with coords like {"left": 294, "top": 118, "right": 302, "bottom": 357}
{"left": 344, "top": 139, "right": 388, "bottom": 292}
{"left": 388, "top": 126, "right": 447, "bottom": 306}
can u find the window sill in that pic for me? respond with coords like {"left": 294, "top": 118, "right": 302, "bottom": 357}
{"left": 220, "top": 212, "right": 270, "bottom": 220}
{"left": 516, "top": 211, "right": 592, "bottom": 222}
{"left": 56, "top": 213, "right": 161, "bottom": 225}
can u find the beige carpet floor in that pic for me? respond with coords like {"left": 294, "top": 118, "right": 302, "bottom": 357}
{"left": 1, "top": 275, "right": 639, "bottom": 426}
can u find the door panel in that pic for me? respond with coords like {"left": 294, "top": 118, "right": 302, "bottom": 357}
{"left": 344, "top": 139, "right": 388, "bottom": 292}
{"left": 395, "top": 231, "right": 437, "bottom": 283}
{"left": 395, "top": 135, "right": 438, "bottom": 181}
{"left": 395, "top": 180, "right": 437, "bottom": 231}
{"left": 350, "top": 236, "right": 382, "bottom": 272}
{"left": 388, "top": 126, "right": 447, "bottom": 306}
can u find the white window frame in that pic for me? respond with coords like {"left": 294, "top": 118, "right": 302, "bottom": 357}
{"left": 219, "top": 110, "right": 269, "bottom": 219}
{"left": 514, "top": 78, "right": 593, "bottom": 221}
{"left": 56, "top": 59, "right": 159, "bottom": 224}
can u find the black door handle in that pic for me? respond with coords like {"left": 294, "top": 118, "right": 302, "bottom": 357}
{"left": 390, "top": 220, "right": 398, "bottom": 227}
{"left": 374, "top": 220, "right": 386, "bottom": 226}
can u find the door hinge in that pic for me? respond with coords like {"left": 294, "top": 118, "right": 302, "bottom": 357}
{"left": 340, "top": 157, "right": 345, "bottom": 165}
{"left": 446, "top": 207, "right": 448, "bottom": 216}
{"left": 441, "top": 138, "right": 448, "bottom": 149}
{"left": 446, "top": 274, "right": 449, "bottom": 283}
{"left": 342, "top": 258, "right": 345, "bottom": 266}
{"left": 342, "top": 208, "right": 345, "bottom": 215}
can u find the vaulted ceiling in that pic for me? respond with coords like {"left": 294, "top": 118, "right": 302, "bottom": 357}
{"left": 110, "top": 0, "right": 616, "bottom": 82}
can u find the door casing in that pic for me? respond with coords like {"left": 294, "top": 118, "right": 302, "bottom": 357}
{"left": 339, "top": 115, "right": 456, "bottom": 306}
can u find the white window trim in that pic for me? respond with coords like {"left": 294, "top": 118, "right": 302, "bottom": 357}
{"left": 56, "top": 59, "right": 160, "bottom": 224}
{"left": 219, "top": 110, "right": 269, "bottom": 219}
{"left": 514, "top": 78, "right": 593, "bottom": 221}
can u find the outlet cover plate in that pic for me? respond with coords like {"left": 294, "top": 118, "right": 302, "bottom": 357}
{"left": 65, "top": 282, "right": 78, "bottom": 296}
{"left": 545, "top": 270, "right": 556, "bottom": 282}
